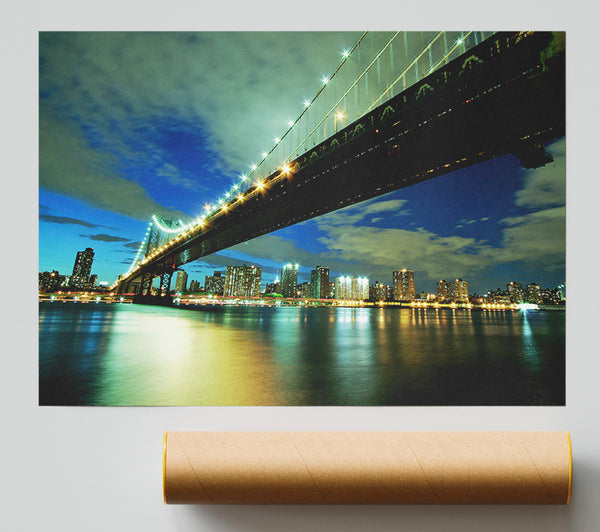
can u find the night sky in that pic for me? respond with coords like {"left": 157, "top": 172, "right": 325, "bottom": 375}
{"left": 39, "top": 31, "right": 566, "bottom": 295}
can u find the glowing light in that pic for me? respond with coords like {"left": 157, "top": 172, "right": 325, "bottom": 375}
{"left": 225, "top": 192, "right": 231, "bottom": 198}
{"left": 322, "top": 76, "right": 329, "bottom": 84}
{"left": 517, "top": 303, "right": 539, "bottom": 311}
{"left": 457, "top": 38, "right": 464, "bottom": 45}
{"left": 303, "top": 99, "right": 311, "bottom": 107}
{"left": 281, "top": 164, "right": 291, "bottom": 175}
{"left": 274, "top": 137, "right": 280, "bottom": 144}
{"left": 251, "top": 164, "right": 257, "bottom": 170}
{"left": 335, "top": 111, "right": 344, "bottom": 120}
{"left": 288, "top": 120, "right": 294, "bottom": 127}
{"left": 237, "top": 194, "right": 244, "bottom": 201}
{"left": 232, "top": 183, "right": 239, "bottom": 189}
{"left": 261, "top": 151, "right": 268, "bottom": 158}
{"left": 342, "top": 49, "right": 350, "bottom": 58}
{"left": 241, "top": 174, "right": 248, "bottom": 181}
{"left": 256, "top": 181, "right": 265, "bottom": 190}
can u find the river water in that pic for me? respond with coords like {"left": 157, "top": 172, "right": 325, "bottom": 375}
{"left": 39, "top": 302, "right": 565, "bottom": 406}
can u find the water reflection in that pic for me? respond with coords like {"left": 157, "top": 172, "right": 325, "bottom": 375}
{"left": 39, "top": 303, "right": 565, "bottom": 406}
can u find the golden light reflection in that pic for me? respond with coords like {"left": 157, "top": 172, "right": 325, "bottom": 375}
{"left": 97, "top": 309, "right": 283, "bottom": 405}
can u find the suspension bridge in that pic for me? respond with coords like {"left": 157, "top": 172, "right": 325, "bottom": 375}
{"left": 111, "top": 31, "right": 565, "bottom": 303}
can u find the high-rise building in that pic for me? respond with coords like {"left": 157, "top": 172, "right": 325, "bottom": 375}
{"left": 88, "top": 274, "right": 98, "bottom": 288}
{"left": 39, "top": 270, "right": 64, "bottom": 293}
{"left": 299, "top": 282, "right": 311, "bottom": 298}
{"left": 370, "top": 281, "right": 392, "bottom": 302}
{"left": 281, "top": 264, "right": 299, "bottom": 298}
{"left": 189, "top": 280, "right": 200, "bottom": 292}
{"left": 310, "top": 266, "right": 330, "bottom": 299}
{"left": 393, "top": 269, "right": 415, "bottom": 301}
{"left": 452, "top": 278, "right": 469, "bottom": 303}
{"left": 204, "top": 271, "right": 224, "bottom": 295}
{"left": 335, "top": 276, "right": 368, "bottom": 301}
{"left": 224, "top": 265, "right": 262, "bottom": 297}
{"left": 525, "top": 283, "right": 543, "bottom": 304}
{"left": 352, "top": 277, "right": 369, "bottom": 300}
{"left": 70, "top": 248, "right": 94, "bottom": 289}
{"left": 507, "top": 281, "right": 524, "bottom": 304}
{"left": 175, "top": 270, "right": 188, "bottom": 292}
{"left": 487, "top": 288, "right": 511, "bottom": 304}
{"left": 542, "top": 288, "right": 562, "bottom": 305}
{"left": 335, "top": 276, "right": 352, "bottom": 300}
{"left": 436, "top": 280, "right": 452, "bottom": 302}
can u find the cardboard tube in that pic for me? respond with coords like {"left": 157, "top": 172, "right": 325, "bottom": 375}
{"left": 163, "top": 431, "right": 572, "bottom": 504}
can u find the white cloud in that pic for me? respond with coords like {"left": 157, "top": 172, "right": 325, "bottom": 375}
{"left": 515, "top": 138, "right": 566, "bottom": 209}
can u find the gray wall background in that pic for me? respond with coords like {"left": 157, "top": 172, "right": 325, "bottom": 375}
{"left": 3, "top": 1, "right": 599, "bottom": 530}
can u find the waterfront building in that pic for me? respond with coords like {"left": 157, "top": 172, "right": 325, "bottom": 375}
{"left": 264, "top": 278, "right": 281, "bottom": 294}
{"left": 335, "top": 276, "right": 352, "bottom": 300}
{"left": 557, "top": 283, "right": 566, "bottom": 301}
{"left": 487, "top": 288, "right": 511, "bottom": 305}
{"left": 175, "top": 270, "right": 188, "bottom": 292}
{"left": 70, "top": 248, "right": 94, "bottom": 289}
{"left": 335, "top": 276, "right": 368, "bottom": 301}
{"left": 393, "top": 269, "right": 415, "bottom": 301}
{"left": 525, "top": 283, "right": 543, "bottom": 304}
{"left": 88, "top": 274, "right": 98, "bottom": 288}
{"left": 204, "top": 271, "right": 224, "bottom": 295}
{"left": 452, "top": 278, "right": 469, "bottom": 303}
{"left": 224, "top": 265, "right": 262, "bottom": 298}
{"left": 370, "top": 281, "right": 392, "bottom": 302}
{"left": 299, "top": 282, "right": 311, "bottom": 298}
{"left": 281, "top": 264, "right": 299, "bottom": 298}
{"left": 507, "top": 281, "right": 524, "bottom": 304}
{"left": 436, "top": 280, "right": 452, "bottom": 302}
{"left": 310, "top": 266, "right": 330, "bottom": 299}
{"left": 189, "top": 280, "right": 200, "bottom": 292}
{"left": 542, "top": 288, "right": 563, "bottom": 305}
{"left": 39, "top": 270, "right": 64, "bottom": 293}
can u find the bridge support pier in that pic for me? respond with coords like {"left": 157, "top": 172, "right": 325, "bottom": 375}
{"left": 159, "top": 272, "right": 172, "bottom": 297}
{"left": 132, "top": 269, "right": 174, "bottom": 306}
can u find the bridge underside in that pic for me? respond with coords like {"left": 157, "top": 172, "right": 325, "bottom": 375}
{"left": 118, "top": 31, "right": 565, "bottom": 294}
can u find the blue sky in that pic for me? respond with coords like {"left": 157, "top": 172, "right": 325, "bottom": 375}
{"left": 39, "top": 31, "right": 565, "bottom": 294}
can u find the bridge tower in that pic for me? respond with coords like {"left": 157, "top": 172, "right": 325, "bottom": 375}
{"left": 128, "top": 216, "right": 184, "bottom": 303}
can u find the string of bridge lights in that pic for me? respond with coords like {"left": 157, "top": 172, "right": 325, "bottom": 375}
{"left": 112, "top": 32, "right": 370, "bottom": 288}
{"left": 114, "top": 31, "right": 475, "bottom": 289}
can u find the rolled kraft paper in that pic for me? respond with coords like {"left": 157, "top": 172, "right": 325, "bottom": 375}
{"left": 163, "top": 431, "right": 572, "bottom": 505}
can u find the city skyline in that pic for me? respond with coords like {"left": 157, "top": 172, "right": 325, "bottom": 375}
{"left": 39, "top": 32, "right": 565, "bottom": 294}
{"left": 39, "top": 245, "right": 564, "bottom": 304}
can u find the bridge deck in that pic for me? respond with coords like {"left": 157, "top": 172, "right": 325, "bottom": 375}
{"left": 119, "top": 31, "right": 565, "bottom": 293}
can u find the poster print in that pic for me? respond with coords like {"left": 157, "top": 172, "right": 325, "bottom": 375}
{"left": 39, "top": 31, "right": 565, "bottom": 406}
